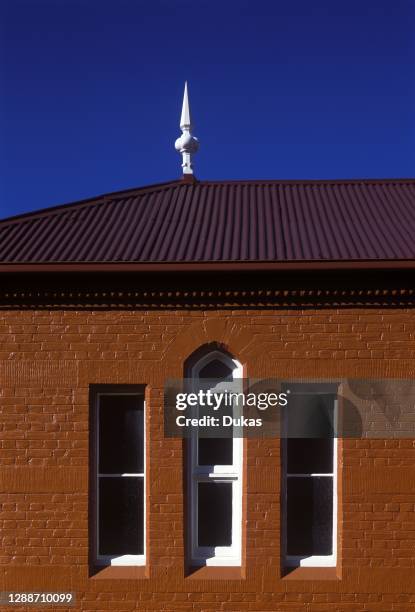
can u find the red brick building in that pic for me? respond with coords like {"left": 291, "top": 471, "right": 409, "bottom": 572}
{"left": 1, "top": 176, "right": 415, "bottom": 611}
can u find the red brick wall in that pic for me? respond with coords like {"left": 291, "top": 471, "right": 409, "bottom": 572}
{"left": 1, "top": 308, "right": 415, "bottom": 611}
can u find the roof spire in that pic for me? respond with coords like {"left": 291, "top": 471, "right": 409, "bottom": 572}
{"left": 175, "top": 81, "right": 199, "bottom": 176}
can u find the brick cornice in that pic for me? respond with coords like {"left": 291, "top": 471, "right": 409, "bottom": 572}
{"left": 0, "top": 286, "right": 414, "bottom": 308}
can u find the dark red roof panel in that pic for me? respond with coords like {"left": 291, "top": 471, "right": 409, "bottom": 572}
{"left": 1, "top": 179, "right": 415, "bottom": 263}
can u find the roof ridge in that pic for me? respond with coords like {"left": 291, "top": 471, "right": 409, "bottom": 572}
{"left": 0, "top": 178, "right": 184, "bottom": 225}
{"left": 198, "top": 178, "right": 415, "bottom": 185}
{"left": 1, "top": 177, "right": 414, "bottom": 226}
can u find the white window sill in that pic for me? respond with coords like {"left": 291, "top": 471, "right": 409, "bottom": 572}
{"left": 96, "top": 554, "right": 145, "bottom": 566}
{"left": 285, "top": 554, "right": 336, "bottom": 567}
{"left": 192, "top": 557, "right": 241, "bottom": 567}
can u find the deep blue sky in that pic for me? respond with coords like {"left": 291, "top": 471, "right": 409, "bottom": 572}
{"left": 0, "top": 0, "right": 414, "bottom": 219}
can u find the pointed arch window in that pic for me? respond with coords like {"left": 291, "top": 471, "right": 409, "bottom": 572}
{"left": 186, "top": 348, "right": 243, "bottom": 566}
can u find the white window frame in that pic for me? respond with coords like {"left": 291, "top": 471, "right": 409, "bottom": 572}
{"left": 187, "top": 350, "right": 243, "bottom": 566}
{"left": 282, "top": 391, "right": 338, "bottom": 568}
{"left": 95, "top": 391, "right": 146, "bottom": 567}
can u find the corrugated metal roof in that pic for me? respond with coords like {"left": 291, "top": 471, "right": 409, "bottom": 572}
{"left": 1, "top": 178, "right": 415, "bottom": 263}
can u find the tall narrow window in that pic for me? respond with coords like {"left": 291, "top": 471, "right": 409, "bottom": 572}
{"left": 282, "top": 386, "right": 337, "bottom": 567}
{"left": 93, "top": 388, "right": 145, "bottom": 566}
{"left": 187, "top": 349, "right": 243, "bottom": 566}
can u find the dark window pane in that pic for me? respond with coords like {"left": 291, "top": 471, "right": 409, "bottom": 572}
{"left": 199, "top": 359, "right": 233, "bottom": 380}
{"left": 99, "top": 477, "right": 144, "bottom": 556}
{"left": 196, "top": 393, "right": 234, "bottom": 465}
{"left": 198, "top": 482, "right": 232, "bottom": 547}
{"left": 287, "top": 438, "right": 333, "bottom": 474}
{"left": 286, "top": 476, "right": 333, "bottom": 556}
{"left": 198, "top": 438, "right": 233, "bottom": 465}
{"left": 99, "top": 395, "right": 144, "bottom": 474}
{"left": 286, "top": 394, "right": 335, "bottom": 438}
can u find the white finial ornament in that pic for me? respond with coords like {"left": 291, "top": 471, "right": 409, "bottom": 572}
{"left": 175, "top": 82, "right": 199, "bottom": 175}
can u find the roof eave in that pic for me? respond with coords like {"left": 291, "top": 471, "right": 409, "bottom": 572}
{"left": 1, "top": 260, "right": 415, "bottom": 273}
